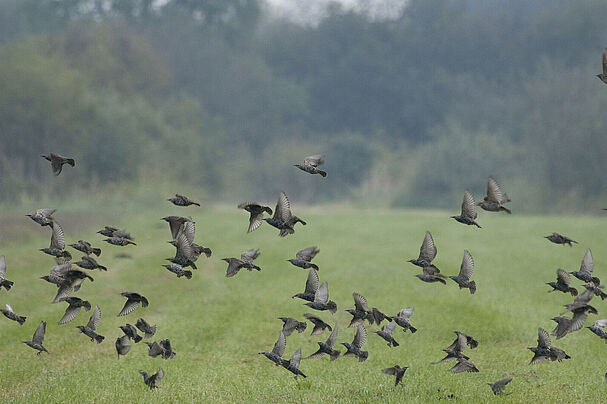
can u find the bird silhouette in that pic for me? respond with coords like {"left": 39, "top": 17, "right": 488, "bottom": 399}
{"left": 263, "top": 192, "right": 306, "bottom": 237}
{"left": 115, "top": 335, "right": 131, "bottom": 359}
{"left": 259, "top": 331, "right": 286, "bottom": 366}
{"left": 74, "top": 256, "right": 107, "bottom": 271}
{"left": 448, "top": 250, "right": 476, "bottom": 294}
{"left": 237, "top": 202, "right": 273, "bottom": 233}
{"left": 451, "top": 190, "right": 481, "bottom": 228}
{"left": 294, "top": 154, "right": 327, "bottom": 177}
{"left": 478, "top": 177, "right": 511, "bottom": 214}
{"left": 597, "top": 48, "right": 607, "bottom": 84}
{"left": 409, "top": 231, "right": 437, "bottom": 268}
{"left": 341, "top": 324, "right": 368, "bottom": 362}
{"left": 279, "top": 317, "right": 307, "bottom": 336}
{"left": 545, "top": 233, "right": 576, "bottom": 247}
{"left": 168, "top": 194, "right": 200, "bottom": 207}
{"left": 26, "top": 208, "right": 55, "bottom": 227}
{"left": 382, "top": 365, "right": 408, "bottom": 386}
{"left": 292, "top": 268, "right": 319, "bottom": 302}
{"left": 528, "top": 327, "right": 570, "bottom": 364}
{"left": 162, "top": 263, "right": 192, "bottom": 279}
{"left": 547, "top": 269, "right": 578, "bottom": 296}
{"left": 1, "top": 304, "right": 26, "bottom": 325}
{"left": 304, "top": 282, "right": 337, "bottom": 314}
{"left": 587, "top": 319, "right": 607, "bottom": 343}
{"left": 120, "top": 324, "right": 143, "bottom": 343}
{"left": 145, "top": 339, "right": 176, "bottom": 359}
{"left": 375, "top": 321, "right": 399, "bottom": 347}
{"left": 118, "top": 292, "right": 148, "bottom": 317}
{"left": 23, "top": 321, "right": 49, "bottom": 354}
{"left": 307, "top": 324, "right": 340, "bottom": 360}
{"left": 280, "top": 347, "right": 307, "bottom": 378}
{"left": 58, "top": 297, "right": 91, "bottom": 324}
{"left": 139, "top": 368, "right": 164, "bottom": 390}
{"left": 392, "top": 307, "right": 417, "bottom": 333}
{"left": 76, "top": 305, "right": 104, "bottom": 343}
{"left": 488, "top": 378, "right": 513, "bottom": 395}
{"left": 41, "top": 153, "right": 74, "bottom": 176}
{"left": 287, "top": 246, "right": 320, "bottom": 270}
{"left": 222, "top": 249, "right": 261, "bottom": 277}
{"left": 303, "top": 313, "right": 332, "bottom": 335}
{"left": 135, "top": 318, "right": 157, "bottom": 338}
{"left": 69, "top": 240, "right": 101, "bottom": 257}
{"left": 346, "top": 293, "right": 373, "bottom": 327}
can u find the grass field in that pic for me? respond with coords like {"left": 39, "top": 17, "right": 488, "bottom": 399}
{"left": 0, "top": 205, "right": 606, "bottom": 403}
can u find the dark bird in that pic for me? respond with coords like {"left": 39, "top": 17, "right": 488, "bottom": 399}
{"left": 547, "top": 269, "right": 578, "bottom": 296}
{"left": 97, "top": 226, "right": 133, "bottom": 240}
{"left": 564, "top": 285, "right": 595, "bottom": 312}
{"left": 162, "top": 216, "right": 190, "bottom": 240}
{"left": 307, "top": 324, "right": 340, "bottom": 360}
{"left": 304, "top": 282, "right": 337, "bottom": 313}
{"left": 263, "top": 192, "right": 306, "bottom": 237}
{"left": 0, "top": 255, "right": 14, "bottom": 291}
{"left": 292, "top": 268, "right": 319, "bottom": 302}
{"left": 237, "top": 202, "right": 273, "bottom": 233}
{"left": 451, "top": 190, "right": 481, "bottom": 228}
{"left": 449, "top": 359, "right": 479, "bottom": 373}
{"left": 528, "top": 327, "right": 570, "bottom": 364}
{"left": 168, "top": 220, "right": 211, "bottom": 260}
{"left": 76, "top": 305, "right": 104, "bottom": 343}
{"left": 552, "top": 305, "right": 597, "bottom": 339}
{"left": 392, "top": 307, "right": 417, "bottom": 334}
{"left": 585, "top": 278, "right": 607, "bottom": 300}
{"left": 448, "top": 250, "right": 477, "bottom": 294}
{"left": 115, "top": 335, "right": 131, "bottom": 359}
{"left": 375, "top": 321, "right": 399, "bottom": 347}
{"left": 69, "top": 240, "right": 101, "bottom": 257}
{"left": 280, "top": 348, "right": 307, "bottom": 378}
{"left": 26, "top": 208, "right": 55, "bottom": 227}
{"left": 58, "top": 297, "right": 91, "bottom": 324}
{"left": 40, "top": 221, "right": 69, "bottom": 259}
{"left": 382, "top": 365, "right": 408, "bottom": 386}
{"left": 136, "top": 318, "right": 157, "bottom": 339}
{"left": 597, "top": 48, "right": 607, "bottom": 84}
{"left": 146, "top": 339, "right": 176, "bottom": 359}
{"left": 488, "top": 378, "right": 513, "bottom": 395}
{"left": 434, "top": 332, "right": 469, "bottom": 364}
{"left": 409, "top": 231, "right": 437, "bottom": 268}
{"left": 294, "top": 154, "right": 327, "bottom": 177}
{"left": 416, "top": 265, "right": 447, "bottom": 284}
{"left": 304, "top": 313, "right": 332, "bottom": 335}
{"left": 478, "top": 177, "right": 511, "bottom": 214}
{"left": 587, "top": 319, "right": 607, "bottom": 343}
{"left": 42, "top": 263, "right": 94, "bottom": 303}
{"left": 545, "top": 232, "right": 577, "bottom": 247}
{"left": 167, "top": 231, "right": 197, "bottom": 269}
{"left": 120, "top": 324, "right": 143, "bottom": 343}
{"left": 1, "top": 304, "right": 26, "bottom": 325}
{"left": 287, "top": 246, "right": 320, "bottom": 270}
{"left": 168, "top": 194, "right": 200, "bottom": 207}
{"left": 279, "top": 317, "right": 307, "bottom": 336}
{"left": 41, "top": 153, "right": 74, "bottom": 176}
{"left": 569, "top": 248, "right": 598, "bottom": 283}
{"left": 222, "top": 249, "right": 261, "bottom": 277}
{"left": 104, "top": 237, "right": 136, "bottom": 247}
{"left": 371, "top": 307, "right": 392, "bottom": 325}
{"left": 139, "top": 368, "right": 164, "bottom": 390}
{"left": 446, "top": 331, "right": 478, "bottom": 350}
{"left": 162, "top": 263, "right": 192, "bottom": 279}
{"left": 74, "top": 256, "right": 107, "bottom": 271}
{"left": 346, "top": 293, "right": 373, "bottom": 327}
{"left": 259, "top": 331, "right": 286, "bottom": 366}
{"left": 118, "top": 292, "right": 149, "bottom": 317}
{"left": 341, "top": 324, "right": 369, "bottom": 362}
{"left": 23, "top": 321, "right": 49, "bottom": 354}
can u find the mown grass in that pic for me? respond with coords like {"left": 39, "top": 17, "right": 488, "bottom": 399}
{"left": 0, "top": 206, "right": 606, "bottom": 403}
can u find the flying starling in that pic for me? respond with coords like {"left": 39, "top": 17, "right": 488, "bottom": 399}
{"left": 237, "top": 202, "right": 273, "bottom": 233}
{"left": 146, "top": 339, "right": 176, "bottom": 359}
{"left": 259, "top": 331, "right": 286, "bottom": 366}
{"left": 281, "top": 347, "right": 307, "bottom": 378}
{"left": 40, "top": 221, "right": 69, "bottom": 259}
{"left": 307, "top": 324, "right": 340, "bottom": 360}
{"left": 167, "top": 231, "right": 196, "bottom": 269}
{"left": 342, "top": 324, "right": 369, "bottom": 362}
{"left": 597, "top": 48, "right": 607, "bottom": 84}
{"left": 448, "top": 250, "right": 477, "bottom": 294}
{"left": 222, "top": 249, "right": 261, "bottom": 277}
{"left": 446, "top": 331, "right": 478, "bottom": 350}
{"left": 0, "top": 255, "right": 14, "bottom": 291}
{"left": 162, "top": 263, "right": 192, "bottom": 279}
{"left": 303, "top": 313, "right": 332, "bottom": 335}
{"left": 263, "top": 192, "right": 306, "bottom": 237}
{"left": 76, "top": 305, "right": 104, "bottom": 343}
{"left": 409, "top": 231, "right": 437, "bottom": 268}
{"left": 136, "top": 318, "right": 157, "bottom": 338}
{"left": 104, "top": 237, "right": 136, "bottom": 247}
{"left": 24, "top": 321, "right": 49, "bottom": 354}
{"left": 120, "top": 324, "right": 143, "bottom": 343}
{"left": 488, "top": 378, "right": 513, "bottom": 395}
{"left": 162, "top": 216, "right": 190, "bottom": 240}
{"left": 392, "top": 307, "right": 417, "bottom": 333}
{"left": 118, "top": 292, "right": 148, "bottom": 317}
{"left": 69, "top": 240, "right": 101, "bottom": 257}
{"left": 1, "top": 304, "right": 26, "bottom": 325}
{"left": 416, "top": 265, "right": 447, "bottom": 284}
{"left": 449, "top": 359, "right": 479, "bottom": 373}
{"left": 552, "top": 305, "right": 597, "bottom": 339}
{"left": 478, "top": 177, "right": 511, "bottom": 214}
{"left": 26, "top": 208, "right": 55, "bottom": 227}
{"left": 97, "top": 226, "right": 133, "bottom": 240}
{"left": 569, "top": 249, "right": 599, "bottom": 283}
{"left": 434, "top": 332, "right": 469, "bottom": 363}
{"left": 139, "top": 368, "right": 164, "bottom": 390}
{"left": 168, "top": 194, "right": 200, "bottom": 207}
{"left": 41, "top": 153, "right": 75, "bottom": 176}
{"left": 545, "top": 232, "right": 577, "bottom": 247}
{"left": 288, "top": 246, "right": 320, "bottom": 270}
{"left": 171, "top": 220, "right": 211, "bottom": 260}
{"left": 42, "top": 264, "right": 94, "bottom": 303}
{"left": 74, "top": 256, "right": 107, "bottom": 271}
{"left": 115, "top": 335, "right": 131, "bottom": 359}
{"left": 528, "top": 327, "right": 570, "bottom": 364}
{"left": 294, "top": 154, "right": 327, "bottom": 177}
{"left": 587, "top": 319, "right": 607, "bottom": 343}
{"left": 585, "top": 278, "right": 607, "bottom": 300}
{"left": 304, "top": 281, "right": 337, "bottom": 313}
{"left": 375, "top": 321, "right": 399, "bottom": 347}
{"left": 564, "top": 286, "right": 595, "bottom": 312}
{"left": 547, "top": 269, "right": 578, "bottom": 296}
{"left": 346, "top": 293, "right": 373, "bottom": 327}
{"left": 58, "top": 297, "right": 91, "bottom": 324}
{"left": 279, "top": 317, "right": 307, "bottom": 336}
{"left": 382, "top": 365, "right": 408, "bottom": 386}
{"left": 293, "top": 268, "right": 319, "bottom": 302}
{"left": 451, "top": 190, "right": 481, "bottom": 228}
{"left": 371, "top": 307, "right": 392, "bottom": 325}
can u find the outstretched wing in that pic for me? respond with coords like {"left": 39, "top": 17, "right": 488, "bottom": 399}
{"left": 289, "top": 347, "right": 302, "bottom": 369}
{"left": 272, "top": 331, "right": 286, "bottom": 357}
{"left": 241, "top": 248, "right": 260, "bottom": 262}
{"left": 486, "top": 177, "right": 503, "bottom": 203}
{"left": 118, "top": 299, "right": 140, "bottom": 317}
{"left": 50, "top": 221, "right": 66, "bottom": 250}
{"left": 33, "top": 321, "right": 46, "bottom": 344}
{"left": 580, "top": 248, "right": 594, "bottom": 274}
{"left": 603, "top": 48, "right": 607, "bottom": 75}
{"left": 0, "top": 255, "right": 5, "bottom": 279}
{"left": 459, "top": 250, "right": 474, "bottom": 280}
{"left": 315, "top": 282, "right": 329, "bottom": 304}
{"left": 397, "top": 307, "right": 414, "bottom": 320}
{"left": 296, "top": 246, "right": 319, "bottom": 261}
{"left": 353, "top": 293, "right": 369, "bottom": 312}
{"left": 87, "top": 305, "right": 101, "bottom": 330}
{"left": 353, "top": 324, "right": 367, "bottom": 349}
{"left": 461, "top": 190, "right": 477, "bottom": 219}
{"left": 274, "top": 192, "right": 291, "bottom": 222}
{"left": 418, "top": 231, "right": 437, "bottom": 263}
{"left": 304, "top": 154, "right": 325, "bottom": 167}
{"left": 382, "top": 366, "right": 399, "bottom": 376}
{"left": 538, "top": 327, "right": 551, "bottom": 349}
{"left": 556, "top": 269, "right": 570, "bottom": 285}
{"left": 183, "top": 220, "right": 196, "bottom": 245}
{"left": 304, "top": 268, "right": 319, "bottom": 295}
{"left": 326, "top": 324, "right": 338, "bottom": 348}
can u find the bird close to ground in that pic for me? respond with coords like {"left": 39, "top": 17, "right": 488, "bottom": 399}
{"left": 375, "top": 321, "right": 399, "bottom": 347}
{"left": 294, "top": 154, "right": 327, "bottom": 177}
{"left": 280, "top": 347, "right": 307, "bottom": 378}
{"left": 341, "top": 324, "right": 369, "bottom": 362}
{"left": 279, "top": 317, "right": 307, "bottom": 336}
{"left": 41, "top": 153, "right": 75, "bottom": 176}
{"left": 136, "top": 318, "right": 157, "bottom": 338}
{"left": 115, "top": 335, "right": 131, "bottom": 359}
{"left": 382, "top": 365, "right": 408, "bottom": 386}
{"left": 168, "top": 194, "right": 200, "bottom": 207}
{"left": 528, "top": 327, "right": 570, "bottom": 364}
{"left": 409, "top": 231, "right": 437, "bottom": 268}
{"left": 451, "top": 190, "right": 481, "bottom": 228}
{"left": 547, "top": 269, "right": 578, "bottom": 296}
{"left": 449, "top": 359, "right": 479, "bottom": 373}
{"left": 392, "top": 307, "right": 417, "bottom": 334}
{"left": 237, "top": 202, "right": 273, "bottom": 233}
{"left": 263, "top": 191, "right": 306, "bottom": 237}
{"left": 304, "top": 282, "right": 338, "bottom": 314}
{"left": 434, "top": 332, "right": 469, "bottom": 364}
{"left": 346, "top": 293, "right": 373, "bottom": 327}
{"left": 307, "top": 324, "right": 340, "bottom": 360}
{"left": 597, "top": 48, "right": 607, "bottom": 84}
{"left": 1, "top": 304, "right": 26, "bottom": 325}
{"left": 118, "top": 292, "right": 148, "bottom": 317}
{"left": 293, "top": 268, "right": 319, "bottom": 302}
{"left": 76, "top": 305, "right": 104, "bottom": 343}
{"left": 587, "top": 319, "right": 607, "bottom": 343}
{"left": 58, "top": 297, "right": 91, "bottom": 324}
{"left": 23, "top": 321, "right": 49, "bottom": 354}
{"left": 448, "top": 250, "right": 476, "bottom": 294}
{"left": 146, "top": 339, "right": 176, "bottom": 359}
{"left": 303, "top": 313, "right": 332, "bottom": 335}
{"left": 0, "top": 255, "right": 14, "bottom": 291}
{"left": 74, "top": 256, "right": 107, "bottom": 271}
{"left": 446, "top": 331, "right": 478, "bottom": 350}
{"left": 26, "top": 208, "right": 55, "bottom": 227}
{"left": 569, "top": 248, "right": 599, "bottom": 283}
{"left": 139, "top": 368, "right": 164, "bottom": 390}
{"left": 222, "top": 248, "right": 261, "bottom": 277}
{"left": 552, "top": 305, "right": 597, "bottom": 339}
{"left": 259, "top": 331, "right": 286, "bottom": 366}
{"left": 69, "top": 240, "right": 101, "bottom": 257}
{"left": 488, "top": 378, "right": 513, "bottom": 395}
{"left": 120, "top": 324, "right": 143, "bottom": 343}
{"left": 545, "top": 232, "right": 577, "bottom": 247}
{"left": 478, "top": 177, "right": 511, "bottom": 214}
{"left": 416, "top": 264, "right": 447, "bottom": 284}
{"left": 287, "top": 246, "right": 320, "bottom": 270}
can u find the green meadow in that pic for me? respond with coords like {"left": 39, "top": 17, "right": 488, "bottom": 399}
{"left": 0, "top": 206, "right": 605, "bottom": 403}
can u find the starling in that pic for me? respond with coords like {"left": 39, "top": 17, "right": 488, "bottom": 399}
{"left": 303, "top": 313, "right": 332, "bottom": 335}
{"left": 409, "top": 231, "right": 437, "bottom": 268}
{"left": 139, "top": 368, "right": 164, "bottom": 390}
{"left": 118, "top": 292, "right": 149, "bottom": 317}
{"left": 69, "top": 240, "right": 101, "bottom": 257}
{"left": 449, "top": 359, "right": 479, "bottom": 373}
{"left": 371, "top": 307, "right": 392, "bottom": 325}
{"left": 1, "top": 304, "right": 26, "bottom": 325}
{"left": 104, "top": 237, "right": 136, "bottom": 247}
{"left": 168, "top": 194, "right": 200, "bottom": 207}
{"left": 294, "top": 154, "right": 327, "bottom": 177}
{"left": 161, "top": 216, "right": 190, "bottom": 240}
{"left": 237, "top": 202, "right": 273, "bottom": 233}
{"left": 569, "top": 249, "right": 598, "bottom": 283}
{"left": 382, "top": 365, "right": 408, "bottom": 386}
{"left": 41, "top": 153, "right": 75, "bottom": 176}
{"left": 488, "top": 378, "right": 513, "bottom": 395}
{"left": 74, "top": 256, "right": 107, "bottom": 271}
{"left": 115, "top": 335, "right": 131, "bottom": 359}
{"left": 451, "top": 190, "right": 481, "bottom": 228}
{"left": 26, "top": 208, "right": 55, "bottom": 227}
{"left": 0, "top": 255, "right": 14, "bottom": 291}
{"left": 478, "top": 177, "right": 511, "bottom": 214}
{"left": 162, "top": 263, "right": 192, "bottom": 279}
{"left": 307, "top": 324, "right": 340, "bottom": 360}
{"left": 222, "top": 249, "right": 261, "bottom": 277}
{"left": 346, "top": 293, "right": 373, "bottom": 327}
{"left": 545, "top": 232, "right": 577, "bottom": 247}
{"left": 552, "top": 305, "right": 597, "bottom": 339}
{"left": 146, "top": 339, "right": 176, "bottom": 359}
{"left": 375, "top": 321, "right": 399, "bottom": 347}
{"left": 434, "top": 332, "right": 469, "bottom": 363}
{"left": 587, "top": 319, "right": 607, "bottom": 343}
{"left": 76, "top": 305, "right": 104, "bottom": 343}
{"left": 173, "top": 220, "right": 212, "bottom": 260}
{"left": 446, "top": 331, "right": 478, "bottom": 350}
{"left": 341, "top": 324, "right": 369, "bottom": 362}
{"left": 167, "top": 231, "right": 196, "bottom": 269}
{"left": 292, "top": 268, "right": 319, "bottom": 302}
{"left": 136, "top": 318, "right": 157, "bottom": 338}
{"left": 23, "top": 321, "right": 49, "bottom": 354}
{"left": 263, "top": 192, "right": 306, "bottom": 237}
{"left": 279, "top": 317, "right": 307, "bottom": 336}
{"left": 40, "top": 221, "right": 68, "bottom": 258}
{"left": 547, "top": 269, "right": 578, "bottom": 296}
{"left": 528, "top": 327, "right": 570, "bottom": 364}
{"left": 564, "top": 285, "right": 595, "bottom": 312}
{"left": 597, "top": 48, "right": 607, "bottom": 84}
{"left": 304, "top": 282, "right": 338, "bottom": 314}
{"left": 42, "top": 263, "right": 94, "bottom": 303}
{"left": 585, "top": 278, "right": 607, "bottom": 300}
{"left": 448, "top": 250, "right": 477, "bottom": 294}
{"left": 288, "top": 246, "right": 320, "bottom": 270}
{"left": 392, "top": 307, "right": 417, "bottom": 334}
{"left": 259, "top": 331, "right": 287, "bottom": 366}
{"left": 58, "top": 297, "right": 91, "bottom": 324}
{"left": 120, "top": 323, "right": 143, "bottom": 343}
{"left": 416, "top": 265, "right": 447, "bottom": 284}
{"left": 98, "top": 226, "right": 133, "bottom": 240}
{"left": 280, "top": 348, "right": 307, "bottom": 379}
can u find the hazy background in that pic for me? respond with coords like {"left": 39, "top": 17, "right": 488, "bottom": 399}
{"left": 1, "top": 0, "right": 606, "bottom": 213}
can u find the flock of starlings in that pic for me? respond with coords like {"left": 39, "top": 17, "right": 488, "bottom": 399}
{"left": 2, "top": 52, "right": 607, "bottom": 396}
